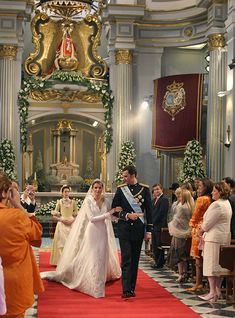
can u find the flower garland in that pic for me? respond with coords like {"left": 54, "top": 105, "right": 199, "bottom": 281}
{"left": 115, "top": 140, "right": 136, "bottom": 185}
{"left": 18, "top": 71, "right": 114, "bottom": 153}
{"left": 178, "top": 139, "right": 206, "bottom": 184}
{"left": 18, "top": 77, "right": 49, "bottom": 152}
{"left": 0, "top": 139, "right": 17, "bottom": 181}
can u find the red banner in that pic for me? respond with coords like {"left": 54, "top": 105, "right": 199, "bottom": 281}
{"left": 152, "top": 74, "right": 203, "bottom": 151}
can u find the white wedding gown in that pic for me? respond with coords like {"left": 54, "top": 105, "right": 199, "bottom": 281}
{"left": 41, "top": 195, "right": 121, "bottom": 298}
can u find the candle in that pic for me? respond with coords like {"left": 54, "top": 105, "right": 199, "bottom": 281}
{"left": 34, "top": 172, "right": 37, "bottom": 180}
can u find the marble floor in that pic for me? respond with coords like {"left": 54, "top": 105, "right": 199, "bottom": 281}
{"left": 25, "top": 238, "right": 235, "bottom": 318}
{"left": 139, "top": 255, "right": 235, "bottom": 318}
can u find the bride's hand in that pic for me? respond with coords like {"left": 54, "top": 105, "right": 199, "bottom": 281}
{"left": 110, "top": 206, "right": 122, "bottom": 214}
{"left": 110, "top": 207, "right": 121, "bottom": 215}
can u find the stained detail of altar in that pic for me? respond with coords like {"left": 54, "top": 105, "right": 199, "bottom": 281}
{"left": 50, "top": 120, "right": 79, "bottom": 181}
{"left": 22, "top": 0, "right": 109, "bottom": 189}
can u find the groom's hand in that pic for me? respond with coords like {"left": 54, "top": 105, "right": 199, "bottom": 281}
{"left": 127, "top": 212, "right": 139, "bottom": 220}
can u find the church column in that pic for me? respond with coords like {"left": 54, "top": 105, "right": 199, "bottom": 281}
{"left": 224, "top": 3, "right": 235, "bottom": 178}
{"left": 55, "top": 131, "right": 61, "bottom": 164}
{"left": 206, "top": 33, "right": 227, "bottom": 181}
{"left": 69, "top": 130, "right": 77, "bottom": 163}
{"left": 53, "top": 131, "right": 56, "bottom": 164}
{"left": 69, "top": 132, "right": 73, "bottom": 163}
{"left": 115, "top": 49, "right": 133, "bottom": 156}
{"left": 73, "top": 131, "right": 77, "bottom": 163}
{"left": 0, "top": 45, "right": 17, "bottom": 143}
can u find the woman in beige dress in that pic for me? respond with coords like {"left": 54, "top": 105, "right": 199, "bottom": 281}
{"left": 198, "top": 182, "right": 232, "bottom": 302}
{"left": 167, "top": 189, "right": 194, "bottom": 282}
{"left": 50, "top": 185, "right": 78, "bottom": 265}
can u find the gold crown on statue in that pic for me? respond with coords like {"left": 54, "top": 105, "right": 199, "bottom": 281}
{"left": 166, "top": 81, "right": 184, "bottom": 93}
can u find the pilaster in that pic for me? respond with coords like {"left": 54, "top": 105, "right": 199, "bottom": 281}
{"left": 206, "top": 33, "right": 227, "bottom": 181}
{"left": 0, "top": 44, "right": 18, "bottom": 142}
{"left": 115, "top": 48, "right": 133, "bottom": 156}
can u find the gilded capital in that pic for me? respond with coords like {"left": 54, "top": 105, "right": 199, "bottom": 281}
{"left": 115, "top": 50, "right": 133, "bottom": 65}
{"left": 208, "top": 34, "right": 225, "bottom": 50}
{"left": 0, "top": 45, "right": 17, "bottom": 60}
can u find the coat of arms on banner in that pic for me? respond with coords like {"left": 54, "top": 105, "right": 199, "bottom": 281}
{"left": 162, "top": 81, "right": 186, "bottom": 120}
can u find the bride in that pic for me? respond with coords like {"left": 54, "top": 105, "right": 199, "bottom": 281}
{"left": 41, "top": 179, "right": 121, "bottom": 298}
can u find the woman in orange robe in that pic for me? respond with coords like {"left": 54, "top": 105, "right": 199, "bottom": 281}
{"left": 187, "top": 178, "right": 213, "bottom": 292}
{"left": 0, "top": 172, "right": 44, "bottom": 318}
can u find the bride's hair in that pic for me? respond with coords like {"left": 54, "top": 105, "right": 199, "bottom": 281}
{"left": 91, "top": 179, "right": 103, "bottom": 188}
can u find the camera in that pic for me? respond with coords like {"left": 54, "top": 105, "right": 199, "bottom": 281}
{"left": 29, "top": 192, "right": 34, "bottom": 196}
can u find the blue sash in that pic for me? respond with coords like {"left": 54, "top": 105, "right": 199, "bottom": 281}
{"left": 121, "top": 186, "right": 144, "bottom": 223}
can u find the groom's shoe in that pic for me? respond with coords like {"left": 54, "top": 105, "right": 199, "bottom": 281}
{"left": 122, "top": 292, "right": 132, "bottom": 299}
{"left": 130, "top": 291, "right": 136, "bottom": 297}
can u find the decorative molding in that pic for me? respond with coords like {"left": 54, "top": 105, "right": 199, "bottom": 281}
{"left": 115, "top": 49, "right": 133, "bottom": 64}
{"left": 24, "top": 11, "right": 107, "bottom": 79}
{"left": 29, "top": 89, "right": 101, "bottom": 103}
{"left": 0, "top": 17, "right": 16, "bottom": 30}
{"left": 0, "top": 45, "right": 17, "bottom": 60}
{"left": 208, "top": 33, "right": 225, "bottom": 49}
{"left": 183, "top": 26, "right": 194, "bottom": 38}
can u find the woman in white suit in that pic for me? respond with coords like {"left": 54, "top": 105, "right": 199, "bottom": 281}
{"left": 198, "top": 182, "right": 232, "bottom": 302}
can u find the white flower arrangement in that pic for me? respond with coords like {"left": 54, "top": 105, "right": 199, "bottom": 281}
{"left": 115, "top": 140, "right": 136, "bottom": 185}
{"left": 18, "top": 71, "right": 114, "bottom": 153}
{"left": 178, "top": 139, "right": 206, "bottom": 184}
{"left": 0, "top": 139, "right": 17, "bottom": 180}
{"left": 36, "top": 198, "right": 84, "bottom": 216}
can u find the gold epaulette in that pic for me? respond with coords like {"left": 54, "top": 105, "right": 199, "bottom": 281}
{"left": 117, "top": 183, "right": 126, "bottom": 188}
{"left": 139, "top": 183, "right": 149, "bottom": 188}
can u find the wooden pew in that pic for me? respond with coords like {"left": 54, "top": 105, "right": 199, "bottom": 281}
{"left": 219, "top": 245, "right": 235, "bottom": 305}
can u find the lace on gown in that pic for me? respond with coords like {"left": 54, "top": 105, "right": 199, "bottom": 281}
{"left": 41, "top": 183, "right": 121, "bottom": 298}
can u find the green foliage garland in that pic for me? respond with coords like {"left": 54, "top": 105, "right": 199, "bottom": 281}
{"left": 0, "top": 139, "right": 17, "bottom": 180}
{"left": 178, "top": 139, "right": 206, "bottom": 184}
{"left": 18, "top": 71, "right": 114, "bottom": 153}
{"left": 115, "top": 140, "right": 136, "bottom": 185}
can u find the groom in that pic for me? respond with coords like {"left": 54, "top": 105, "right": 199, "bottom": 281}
{"left": 112, "top": 165, "right": 152, "bottom": 298}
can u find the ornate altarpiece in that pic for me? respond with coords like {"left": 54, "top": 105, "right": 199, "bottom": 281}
{"left": 23, "top": 0, "right": 109, "bottom": 187}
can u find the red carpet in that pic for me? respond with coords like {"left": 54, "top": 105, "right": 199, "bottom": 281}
{"left": 38, "top": 252, "right": 201, "bottom": 318}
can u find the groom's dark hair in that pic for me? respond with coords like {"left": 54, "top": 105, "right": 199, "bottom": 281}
{"left": 123, "top": 165, "right": 137, "bottom": 177}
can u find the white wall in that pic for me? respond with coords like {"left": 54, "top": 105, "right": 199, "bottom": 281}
{"left": 133, "top": 49, "right": 163, "bottom": 187}
{"left": 134, "top": 47, "right": 207, "bottom": 188}
{"left": 162, "top": 47, "right": 207, "bottom": 76}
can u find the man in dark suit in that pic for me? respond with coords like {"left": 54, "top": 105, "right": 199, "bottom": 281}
{"left": 112, "top": 165, "right": 152, "bottom": 299}
{"left": 20, "top": 184, "right": 36, "bottom": 213}
{"left": 151, "top": 183, "right": 169, "bottom": 269}
{"left": 222, "top": 177, "right": 235, "bottom": 239}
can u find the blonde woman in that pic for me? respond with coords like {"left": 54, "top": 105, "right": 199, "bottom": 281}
{"left": 168, "top": 187, "right": 181, "bottom": 223}
{"left": 50, "top": 185, "right": 78, "bottom": 265}
{"left": 167, "top": 189, "right": 194, "bottom": 282}
{"left": 198, "top": 182, "right": 232, "bottom": 302}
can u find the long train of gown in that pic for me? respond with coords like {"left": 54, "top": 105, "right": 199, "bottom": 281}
{"left": 41, "top": 196, "right": 121, "bottom": 298}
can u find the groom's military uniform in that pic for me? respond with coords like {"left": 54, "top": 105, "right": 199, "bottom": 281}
{"left": 112, "top": 182, "right": 152, "bottom": 297}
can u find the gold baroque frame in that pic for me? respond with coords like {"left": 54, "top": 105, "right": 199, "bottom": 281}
{"left": 25, "top": 11, "right": 107, "bottom": 79}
